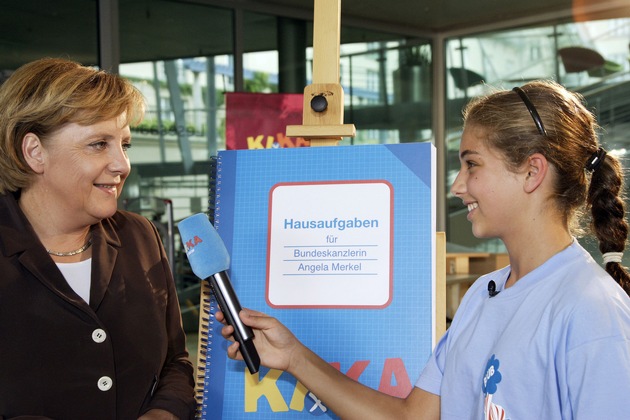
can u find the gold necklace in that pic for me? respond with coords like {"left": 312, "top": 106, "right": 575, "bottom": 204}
{"left": 47, "top": 238, "right": 92, "bottom": 257}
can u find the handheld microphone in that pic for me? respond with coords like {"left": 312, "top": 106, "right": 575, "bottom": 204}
{"left": 178, "top": 213, "right": 260, "bottom": 374}
{"left": 488, "top": 280, "right": 500, "bottom": 298}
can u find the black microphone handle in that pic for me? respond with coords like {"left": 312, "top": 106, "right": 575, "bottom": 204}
{"left": 209, "top": 271, "right": 260, "bottom": 374}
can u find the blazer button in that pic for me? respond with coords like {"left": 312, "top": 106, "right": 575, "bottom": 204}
{"left": 97, "top": 376, "right": 113, "bottom": 391}
{"left": 92, "top": 328, "right": 107, "bottom": 343}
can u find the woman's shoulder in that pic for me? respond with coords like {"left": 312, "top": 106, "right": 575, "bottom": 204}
{"left": 110, "top": 209, "right": 154, "bottom": 225}
{"left": 553, "top": 255, "right": 630, "bottom": 341}
{"left": 100, "top": 210, "right": 160, "bottom": 241}
{"left": 558, "top": 251, "right": 626, "bottom": 301}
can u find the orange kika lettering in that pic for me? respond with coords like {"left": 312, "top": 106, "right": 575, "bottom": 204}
{"left": 243, "top": 358, "right": 411, "bottom": 413}
{"left": 185, "top": 235, "right": 203, "bottom": 251}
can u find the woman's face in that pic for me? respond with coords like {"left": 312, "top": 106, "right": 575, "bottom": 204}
{"left": 38, "top": 114, "right": 131, "bottom": 224}
{"left": 450, "top": 124, "right": 526, "bottom": 240}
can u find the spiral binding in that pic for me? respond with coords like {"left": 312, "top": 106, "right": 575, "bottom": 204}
{"left": 213, "top": 155, "right": 222, "bottom": 231}
{"left": 195, "top": 280, "right": 215, "bottom": 418}
{"left": 196, "top": 155, "right": 221, "bottom": 418}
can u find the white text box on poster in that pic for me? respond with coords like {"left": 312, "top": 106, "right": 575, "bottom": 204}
{"left": 266, "top": 180, "right": 393, "bottom": 308}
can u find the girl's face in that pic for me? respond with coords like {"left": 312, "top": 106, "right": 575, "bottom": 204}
{"left": 37, "top": 114, "right": 132, "bottom": 226}
{"left": 450, "top": 124, "right": 527, "bottom": 240}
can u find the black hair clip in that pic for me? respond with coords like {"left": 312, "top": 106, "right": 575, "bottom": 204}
{"left": 585, "top": 147, "right": 607, "bottom": 172}
{"left": 513, "top": 87, "right": 547, "bottom": 137}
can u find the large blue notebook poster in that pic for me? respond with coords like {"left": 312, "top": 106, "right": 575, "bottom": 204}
{"left": 199, "top": 143, "right": 436, "bottom": 419}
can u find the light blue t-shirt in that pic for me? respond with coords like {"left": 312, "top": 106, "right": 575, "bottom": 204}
{"left": 416, "top": 240, "right": 630, "bottom": 419}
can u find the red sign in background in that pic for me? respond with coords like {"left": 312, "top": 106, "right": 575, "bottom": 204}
{"left": 225, "top": 92, "right": 309, "bottom": 150}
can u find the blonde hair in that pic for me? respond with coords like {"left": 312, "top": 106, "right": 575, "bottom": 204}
{"left": 0, "top": 58, "right": 145, "bottom": 193}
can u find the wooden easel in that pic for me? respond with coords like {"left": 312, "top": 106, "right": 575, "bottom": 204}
{"left": 286, "top": 0, "right": 445, "bottom": 341}
{"left": 285, "top": 0, "right": 356, "bottom": 147}
{"left": 436, "top": 232, "right": 446, "bottom": 341}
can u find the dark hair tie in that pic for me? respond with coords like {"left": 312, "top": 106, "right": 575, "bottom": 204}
{"left": 513, "top": 87, "right": 547, "bottom": 136}
{"left": 585, "top": 147, "right": 607, "bottom": 172}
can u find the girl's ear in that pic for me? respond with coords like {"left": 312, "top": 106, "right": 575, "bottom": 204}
{"left": 523, "top": 153, "right": 548, "bottom": 193}
{"left": 22, "top": 133, "right": 46, "bottom": 174}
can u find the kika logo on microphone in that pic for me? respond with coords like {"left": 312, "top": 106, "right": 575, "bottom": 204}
{"left": 183, "top": 235, "right": 203, "bottom": 254}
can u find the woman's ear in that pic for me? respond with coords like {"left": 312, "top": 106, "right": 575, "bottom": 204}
{"left": 22, "top": 133, "right": 46, "bottom": 174}
{"left": 523, "top": 153, "right": 548, "bottom": 193}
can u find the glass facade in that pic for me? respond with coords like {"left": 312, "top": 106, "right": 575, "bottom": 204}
{"left": 341, "top": 41, "right": 433, "bottom": 145}
{"left": 117, "top": 38, "right": 437, "bottom": 226}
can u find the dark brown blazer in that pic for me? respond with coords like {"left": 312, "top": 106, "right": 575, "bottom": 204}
{"left": 0, "top": 193, "right": 195, "bottom": 419}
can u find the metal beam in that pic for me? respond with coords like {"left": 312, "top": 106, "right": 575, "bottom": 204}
{"left": 432, "top": 34, "right": 447, "bottom": 233}
{"left": 97, "top": 0, "right": 120, "bottom": 73}
{"left": 164, "top": 60, "right": 195, "bottom": 173}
